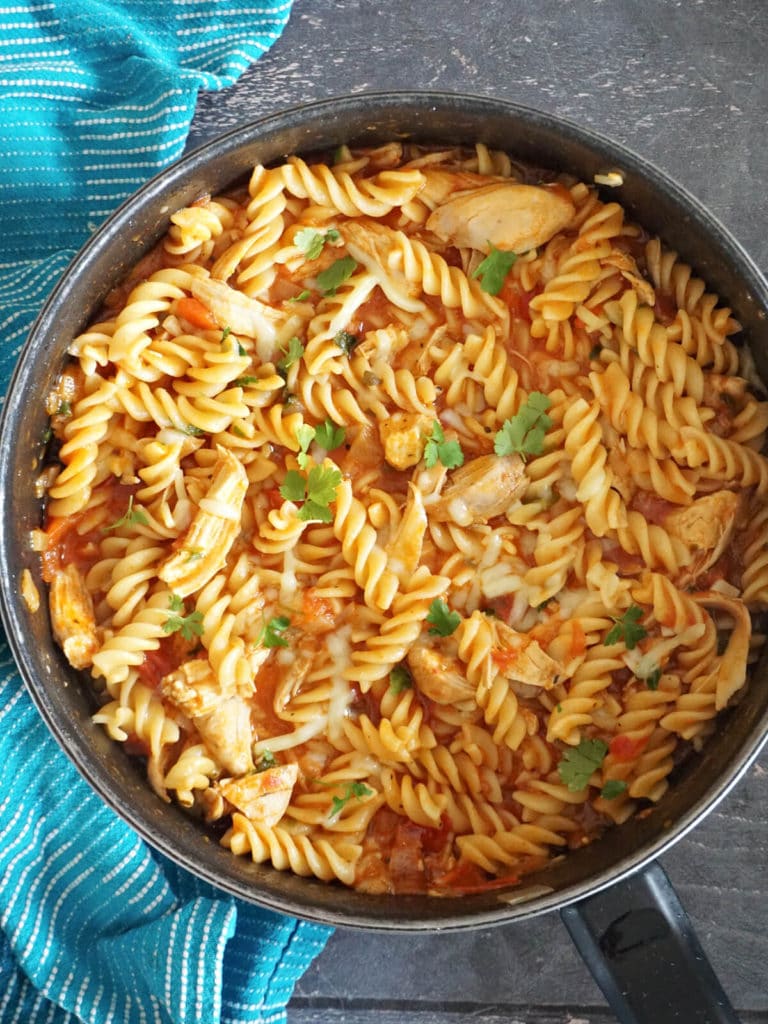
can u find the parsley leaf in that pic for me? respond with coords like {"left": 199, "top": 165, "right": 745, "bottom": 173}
{"left": 184, "top": 423, "right": 205, "bottom": 436}
{"left": 280, "top": 465, "right": 343, "bottom": 522}
{"left": 494, "top": 392, "right": 552, "bottom": 461}
{"left": 255, "top": 750, "right": 277, "bottom": 772}
{"left": 334, "top": 329, "right": 359, "bottom": 355}
{"left": 316, "top": 256, "right": 357, "bottom": 295}
{"left": 295, "top": 423, "right": 316, "bottom": 470}
{"left": 279, "top": 470, "right": 307, "bottom": 503}
{"left": 288, "top": 289, "right": 311, "bottom": 303}
{"left": 234, "top": 375, "right": 259, "bottom": 387}
{"left": 558, "top": 738, "right": 609, "bottom": 791}
{"left": 162, "top": 594, "right": 204, "bottom": 642}
{"left": 389, "top": 665, "right": 413, "bottom": 694}
{"left": 104, "top": 495, "right": 149, "bottom": 532}
{"left": 314, "top": 419, "right": 346, "bottom": 451}
{"left": 423, "top": 420, "right": 464, "bottom": 470}
{"left": 471, "top": 243, "right": 518, "bottom": 295}
{"left": 221, "top": 326, "right": 232, "bottom": 347}
{"left": 329, "top": 781, "right": 374, "bottom": 818}
{"left": 645, "top": 666, "right": 662, "bottom": 690}
{"left": 277, "top": 336, "right": 304, "bottom": 378}
{"left": 426, "top": 598, "right": 461, "bottom": 637}
{"left": 295, "top": 227, "right": 340, "bottom": 261}
{"left": 605, "top": 605, "right": 647, "bottom": 650}
{"left": 57, "top": 400, "right": 72, "bottom": 416}
{"left": 259, "top": 615, "right": 290, "bottom": 649}
{"left": 601, "top": 779, "right": 629, "bottom": 800}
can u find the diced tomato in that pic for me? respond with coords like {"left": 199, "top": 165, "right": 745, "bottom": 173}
{"left": 264, "top": 486, "right": 285, "bottom": 511}
{"left": 609, "top": 733, "right": 651, "bottom": 763}
{"left": 492, "top": 645, "right": 521, "bottom": 676}
{"left": 301, "top": 589, "right": 337, "bottom": 633}
{"left": 135, "top": 640, "right": 184, "bottom": 689}
{"left": 176, "top": 296, "right": 218, "bottom": 331}
{"left": 420, "top": 812, "right": 452, "bottom": 855}
{"left": 499, "top": 280, "right": 533, "bottom": 322}
{"left": 568, "top": 620, "right": 587, "bottom": 659}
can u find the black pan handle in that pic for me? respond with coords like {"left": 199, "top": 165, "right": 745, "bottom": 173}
{"left": 560, "top": 861, "right": 740, "bottom": 1024}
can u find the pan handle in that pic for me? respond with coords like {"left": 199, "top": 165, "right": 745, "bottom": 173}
{"left": 560, "top": 861, "right": 740, "bottom": 1024}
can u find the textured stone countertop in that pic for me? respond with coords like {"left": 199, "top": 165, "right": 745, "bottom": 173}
{"left": 188, "top": 3, "right": 768, "bottom": 1021}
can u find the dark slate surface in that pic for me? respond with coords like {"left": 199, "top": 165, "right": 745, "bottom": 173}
{"left": 188, "top": 2, "right": 768, "bottom": 1020}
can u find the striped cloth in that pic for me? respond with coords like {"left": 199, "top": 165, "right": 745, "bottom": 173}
{"left": 0, "top": 3, "right": 333, "bottom": 1023}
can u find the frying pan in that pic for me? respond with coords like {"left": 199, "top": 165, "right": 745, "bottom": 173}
{"left": 1, "top": 92, "right": 766, "bottom": 1024}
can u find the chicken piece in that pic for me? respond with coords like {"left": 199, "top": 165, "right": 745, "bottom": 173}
{"left": 426, "top": 182, "right": 575, "bottom": 255}
{"left": 419, "top": 168, "right": 506, "bottom": 208}
{"left": 428, "top": 453, "right": 528, "bottom": 525}
{"left": 159, "top": 445, "right": 247, "bottom": 598}
{"left": 161, "top": 659, "right": 254, "bottom": 775}
{"left": 379, "top": 411, "right": 433, "bottom": 470}
{"left": 666, "top": 490, "right": 741, "bottom": 586}
{"left": 49, "top": 564, "right": 99, "bottom": 670}
{"left": 218, "top": 763, "right": 298, "bottom": 827}
{"left": 342, "top": 221, "right": 425, "bottom": 313}
{"left": 407, "top": 642, "right": 475, "bottom": 704}
{"left": 386, "top": 483, "right": 427, "bottom": 582}
{"left": 493, "top": 620, "right": 564, "bottom": 689}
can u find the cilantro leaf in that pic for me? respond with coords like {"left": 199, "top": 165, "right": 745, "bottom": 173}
{"left": 259, "top": 615, "right": 290, "bottom": 649}
{"left": 471, "top": 243, "right": 518, "bottom": 295}
{"left": 601, "top": 779, "right": 629, "bottom": 800}
{"left": 297, "top": 498, "right": 334, "bottom": 523}
{"left": 334, "top": 330, "right": 359, "bottom": 355}
{"left": 234, "top": 375, "right": 259, "bottom": 387}
{"left": 494, "top": 392, "right": 552, "bottom": 461}
{"left": 605, "top": 605, "right": 647, "bottom": 650}
{"left": 279, "top": 470, "right": 307, "bottom": 503}
{"left": 423, "top": 420, "right": 465, "bottom": 470}
{"left": 104, "top": 495, "right": 149, "bottom": 532}
{"left": 645, "top": 667, "right": 662, "bottom": 690}
{"left": 558, "top": 738, "right": 609, "bottom": 792}
{"left": 184, "top": 423, "right": 205, "bottom": 436}
{"left": 57, "top": 400, "right": 71, "bottom": 416}
{"left": 255, "top": 750, "right": 277, "bottom": 772}
{"left": 329, "top": 781, "right": 374, "bottom": 818}
{"left": 277, "top": 336, "right": 304, "bottom": 378}
{"left": 295, "top": 227, "right": 340, "bottom": 261}
{"left": 162, "top": 594, "right": 204, "bottom": 642}
{"left": 314, "top": 419, "right": 346, "bottom": 451}
{"left": 295, "top": 423, "right": 316, "bottom": 470}
{"left": 389, "top": 665, "right": 413, "bottom": 694}
{"left": 288, "top": 290, "right": 311, "bottom": 303}
{"left": 426, "top": 598, "right": 461, "bottom": 637}
{"left": 317, "top": 256, "right": 357, "bottom": 295}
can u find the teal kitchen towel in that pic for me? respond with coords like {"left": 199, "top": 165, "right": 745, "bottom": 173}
{"left": 0, "top": 3, "right": 332, "bottom": 1022}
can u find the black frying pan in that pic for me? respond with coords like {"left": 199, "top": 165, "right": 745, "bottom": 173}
{"left": 2, "top": 92, "right": 767, "bottom": 1024}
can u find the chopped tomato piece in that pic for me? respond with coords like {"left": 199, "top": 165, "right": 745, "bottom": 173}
{"left": 176, "top": 296, "right": 218, "bottom": 331}
{"left": 301, "top": 589, "right": 336, "bottom": 633}
{"left": 609, "top": 733, "right": 650, "bottom": 763}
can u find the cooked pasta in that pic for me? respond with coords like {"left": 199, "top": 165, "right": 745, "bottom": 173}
{"left": 38, "top": 141, "right": 768, "bottom": 897}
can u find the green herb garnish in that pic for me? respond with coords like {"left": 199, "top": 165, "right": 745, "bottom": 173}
{"left": 295, "top": 227, "right": 341, "bottom": 261}
{"left": 277, "top": 336, "right": 304, "bottom": 378}
{"left": 314, "top": 418, "right": 346, "bottom": 451}
{"left": 329, "top": 781, "right": 374, "bottom": 818}
{"left": 389, "top": 665, "right": 413, "bottom": 694}
{"left": 423, "top": 420, "right": 464, "bottom": 470}
{"left": 317, "top": 256, "right": 357, "bottom": 295}
{"left": 57, "top": 400, "right": 72, "bottom": 416}
{"left": 494, "top": 392, "right": 552, "bottom": 461}
{"left": 471, "top": 243, "right": 518, "bottom": 295}
{"left": 288, "top": 290, "right": 311, "bottom": 303}
{"left": 184, "top": 548, "right": 203, "bottom": 563}
{"left": 162, "top": 594, "right": 204, "bottom": 642}
{"left": 645, "top": 666, "right": 662, "bottom": 690}
{"left": 426, "top": 598, "right": 461, "bottom": 637}
{"left": 601, "top": 779, "right": 629, "bottom": 800}
{"left": 259, "top": 615, "right": 291, "bottom": 649}
{"left": 184, "top": 423, "right": 205, "bottom": 437}
{"left": 295, "top": 423, "right": 316, "bottom": 470}
{"left": 334, "top": 329, "right": 359, "bottom": 355}
{"left": 255, "top": 750, "right": 277, "bottom": 772}
{"left": 558, "top": 738, "right": 609, "bottom": 792}
{"left": 234, "top": 375, "right": 259, "bottom": 387}
{"left": 605, "top": 605, "right": 647, "bottom": 650}
{"left": 279, "top": 465, "right": 343, "bottom": 523}
{"left": 105, "top": 495, "right": 149, "bottom": 532}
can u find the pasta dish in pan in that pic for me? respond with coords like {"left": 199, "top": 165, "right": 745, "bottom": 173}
{"left": 36, "top": 142, "right": 768, "bottom": 895}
